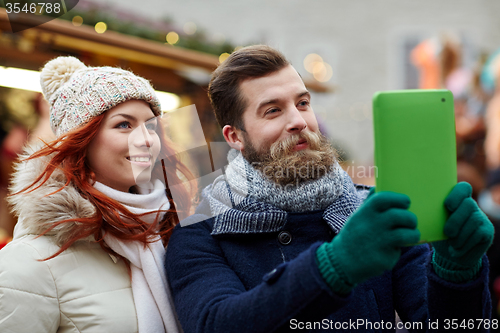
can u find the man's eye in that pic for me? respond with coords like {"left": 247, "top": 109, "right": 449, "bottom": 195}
{"left": 266, "top": 108, "right": 279, "bottom": 115}
{"left": 298, "top": 100, "right": 309, "bottom": 107}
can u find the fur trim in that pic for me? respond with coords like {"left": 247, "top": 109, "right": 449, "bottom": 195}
{"left": 8, "top": 142, "right": 96, "bottom": 245}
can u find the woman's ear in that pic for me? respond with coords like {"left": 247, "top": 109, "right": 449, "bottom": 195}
{"left": 222, "top": 125, "right": 244, "bottom": 151}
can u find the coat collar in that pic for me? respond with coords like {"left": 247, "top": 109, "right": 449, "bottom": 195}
{"left": 9, "top": 142, "right": 96, "bottom": 244}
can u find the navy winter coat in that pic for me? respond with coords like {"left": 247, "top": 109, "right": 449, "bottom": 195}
{"left": 166, "top": 190, "right": 491, "bottom": 332}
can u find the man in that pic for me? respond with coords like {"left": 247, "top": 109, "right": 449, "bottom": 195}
{"left": 166, "top": 45, "right": 494, "bottom": 332}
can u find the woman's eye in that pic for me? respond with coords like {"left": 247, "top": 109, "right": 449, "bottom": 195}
{"left": 116, "top": 121, "right": 131, "bottom": 129}
{"left": 146, "top": 123, "right": 157, "bottom": 131}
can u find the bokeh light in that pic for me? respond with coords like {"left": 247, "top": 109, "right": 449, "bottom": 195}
{"left": 183, "top": 22, "right": 197, "bottom": 35}
{"left": 0, "top": 67, "right": 41, "bottom": 92}
{"left": 156, "top": 91, "right": 180, "bottom": 112}
{"left": 72, "top": 16, "right": 83, "bottom": 26}
{"left": 313, "top": 62, "right": 333, "bottom": 82}
{"left": 166, "top": 32, "right": 179, "bottom": 45}
{"left": 94, "top": 22, "right": 107, "bottom": 34}
{"left": 304, "top": 53, "right": 333, "bottom": 82}
{"left": 304, "top": 53, "right": 323, "bottom": 73}
{"left": 219, "top": 53, "right": 230, "bottom": 63}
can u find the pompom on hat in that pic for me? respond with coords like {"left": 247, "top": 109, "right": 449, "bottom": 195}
{"left": 40, "top": 56, "right": 162, "bottom": 137}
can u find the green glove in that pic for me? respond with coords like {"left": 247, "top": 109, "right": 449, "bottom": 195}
{"left": 432, "top": 182, "right": 494, "bottom": 283}
{"left": 316, "top": 190, "right": 421, "bottom": 294}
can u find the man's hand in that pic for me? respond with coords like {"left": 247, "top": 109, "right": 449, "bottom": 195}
{"left": 318, "top": 190, "right": 421, "bottom": 291}
{"left": 432, "top": 182, "right": 494, "bottom": 283}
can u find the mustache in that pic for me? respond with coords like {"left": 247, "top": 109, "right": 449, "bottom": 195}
{"left": 269, "top": 130, "right": 322, "bottom": 159}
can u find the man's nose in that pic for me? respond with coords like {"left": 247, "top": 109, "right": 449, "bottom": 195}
{"left": 286, "top": 107, "right": 307, "bottom": 133}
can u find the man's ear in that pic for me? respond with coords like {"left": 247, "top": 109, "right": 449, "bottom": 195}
{"left": 223, "top": 125, "right": 244, "bottom": 151}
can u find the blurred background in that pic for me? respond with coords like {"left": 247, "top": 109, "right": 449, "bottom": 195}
{"left": 2, "top": 0, "right": 500, "bottom": 324}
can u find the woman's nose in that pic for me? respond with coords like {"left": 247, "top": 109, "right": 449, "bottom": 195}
{"left": 129, "top": 124, "right": 154, "bottom": 148}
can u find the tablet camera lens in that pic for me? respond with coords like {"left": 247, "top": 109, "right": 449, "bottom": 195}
{"left": 441, "top": 98, "right": 446, "bottom": 102}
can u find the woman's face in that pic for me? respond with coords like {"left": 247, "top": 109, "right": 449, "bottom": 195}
{"left": 87, "top": 100, "right": 161, "bottom": 192}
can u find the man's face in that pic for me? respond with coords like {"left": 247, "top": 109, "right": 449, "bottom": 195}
{"left": 225, "top": 64, "right": 337, "bottom": 185}
{"left": 237, "top": 64, "right": 320, "bottom": 156}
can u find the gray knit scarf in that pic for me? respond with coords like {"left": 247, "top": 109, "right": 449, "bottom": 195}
{"left": 224, "top": 149, "right": 343, "bottom": 212}
{"left": 202, "top": 149, "right": 370, "bottom": 235}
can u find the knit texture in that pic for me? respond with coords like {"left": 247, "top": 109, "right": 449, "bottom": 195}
{"left": 224, "top": 149, "right": 344, "bottom": 212}
{"left": 432, "top": 251, "right": 483, "bottom": 283}
{"left": 94, "top": 180, "right": 182, "bottom": 333}
{"left": 317, "top": 191, "right": 421, "bottom": 290}
{"left": 40, "top": 56, "right": 161, "bottom": 137}
{"left": 432, "top": 182, "right": 494, "bottom": 283}
{"left": 201, "top": 149, "right": 369, "bottom": 235}
{"left": 316, "top": 243, "right": 354, "bottom": 295}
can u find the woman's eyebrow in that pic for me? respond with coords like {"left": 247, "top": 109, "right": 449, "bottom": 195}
{"left": 110, "top": 114, "right": 157, "bottom": 122}
{"left": 110, "top": 113, "right": 137, "bottom": 121}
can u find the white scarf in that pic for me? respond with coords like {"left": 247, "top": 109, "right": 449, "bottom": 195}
{"left": 94, "top": 179, "right": 181, "bottom": 333}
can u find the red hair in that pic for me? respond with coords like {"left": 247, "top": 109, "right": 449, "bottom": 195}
{"left": 14, "top": 111, "right": 196, "bottom": 261}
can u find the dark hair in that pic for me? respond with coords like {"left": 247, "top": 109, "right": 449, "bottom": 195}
{"left": 208, "top": 45, "right": 289, "bottom": 130}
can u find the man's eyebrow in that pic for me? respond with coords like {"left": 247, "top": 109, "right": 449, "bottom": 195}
{"left": 299, "top": 91, "right": 311, "bottom": 99}
{"left": 257, "top": 98, "right": 280, "bottom": 110}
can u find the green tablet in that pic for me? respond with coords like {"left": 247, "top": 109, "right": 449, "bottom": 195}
{"left": 372, "top": 89, "right": 457, "bottom": 243}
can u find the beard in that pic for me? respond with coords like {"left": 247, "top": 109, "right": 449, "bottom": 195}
{"left": 242, "top": 130, "right": 338, "bottom": 186}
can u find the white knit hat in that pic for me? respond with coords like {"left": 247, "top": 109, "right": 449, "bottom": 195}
{"left": 40, "top": 56, "right": 162, "bottom": 137}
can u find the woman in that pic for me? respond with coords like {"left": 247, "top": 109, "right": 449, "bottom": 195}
{"left": 0, "top": 56, "right": 194, "bottom": 332}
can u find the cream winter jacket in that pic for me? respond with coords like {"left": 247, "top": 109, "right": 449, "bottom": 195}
{"left": 0, "top": 145, "right": 139, "bottom": 332}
